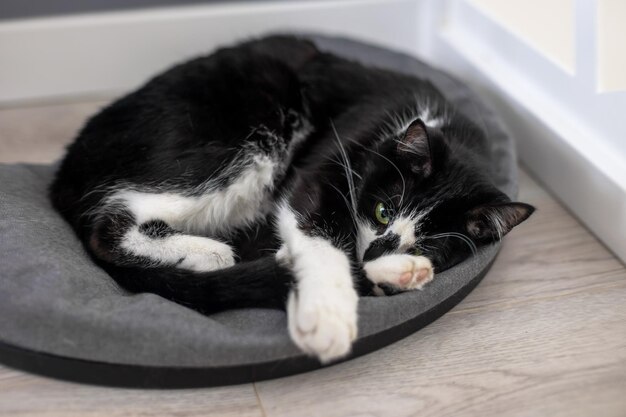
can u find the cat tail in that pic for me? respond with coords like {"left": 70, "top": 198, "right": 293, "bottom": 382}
{"left": 103, "top": 257, "right": 294, "bottom": 315}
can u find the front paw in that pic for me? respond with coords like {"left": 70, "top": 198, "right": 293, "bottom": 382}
{"left": 287, "top": 285, "right": 358, "bottom": 363}
{"left": 363, "top": 254, "right": 434, "bottom": 293}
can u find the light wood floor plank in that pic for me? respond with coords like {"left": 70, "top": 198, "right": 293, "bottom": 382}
{"left": 257, "top": 287, "right": 626, "bottom": 417}
{"left": 0, "top": 99, "right": 110, "bottom": 164}
{"left": 0, "top": 367, "right": 264, "bottom": 417}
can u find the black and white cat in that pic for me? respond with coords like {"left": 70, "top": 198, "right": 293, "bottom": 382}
{"left": 51, "top": 36, "right": 534, "bottom": 362}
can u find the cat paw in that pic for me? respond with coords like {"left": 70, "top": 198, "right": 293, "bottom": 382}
{"left": 363, "top": 254, "right": 434, "bottom": 292}
{"left": 287, "top": 284, "right": 358, "bottom": 363}
{"left": 177, "top": 238, "right": 235, "bottom": 272}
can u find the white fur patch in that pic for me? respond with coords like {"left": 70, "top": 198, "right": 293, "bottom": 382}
{"left": 357, "top": 209, "right": 432, "bottom": 261}
{"left": 277, "top": 205, "right": 358, "bottom": 363}
{"left": 418, "top": 108, "right": 444, "bottom": 128}
{"left": 120, "top": 228, "right": 234, "bottom": 272}
{"left": 380, "top": 102, "right": 449, "bottom": 141}
{"left": 388, "top": 215, "right": 417, "bottom": 250}
{"left": 109, "top": 155, "right": 277, "bottom": 236}
{"left": 363, "top": 254, "right": 434, "bottom": 292}
{"left": 388, "top": 110, "right": 445, "bottom": 138}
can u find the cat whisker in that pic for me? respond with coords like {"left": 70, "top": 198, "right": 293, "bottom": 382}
{"left": 327, "top": 183, "right": 360, "bottom": 232}
{"left": 339, "top": 135, "right": 407, "bottom": 208}
{"left": 372, "top": 193, "right": 395, "bottom": 207}
{"left": 420, "top": 243, "right": 438, "bottom": 253}
{"left": 426, "top": 232, "right": 477, "bottom": 256}
{"left": 330, "top": 121, "right": 359, "bottom": 216}
{"left": 373, "top": 190, "right": 404, "bottom": 206}
{"left": 367, "top": 150, "right": 406, "bottom": 208}
{"left": 325, "top": 155, "right": 363, "bottom": 180}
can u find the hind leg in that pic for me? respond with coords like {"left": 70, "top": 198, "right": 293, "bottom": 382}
{"left": 89, "top": 210, "right": 235, "bottom": 272}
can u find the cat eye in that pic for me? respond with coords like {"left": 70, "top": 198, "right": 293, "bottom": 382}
{"left": 414, "top": 248, "right": 422, "bottom": 256}
{"left": 374, "top": 201, "right": 393, "bottom": 225}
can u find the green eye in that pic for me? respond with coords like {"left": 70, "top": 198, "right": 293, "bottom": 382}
{"left": 374, "top": 201, "right": 391, "bottom": 225}
{"left": 414, "top": 248, "right": 422, "bottom": 256}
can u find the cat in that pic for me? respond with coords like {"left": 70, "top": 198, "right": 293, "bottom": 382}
{"left": 50, "top": 35, "right": 534, "bottom": 363}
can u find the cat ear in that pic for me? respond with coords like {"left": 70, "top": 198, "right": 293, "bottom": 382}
{"left": 397, "top": 118, "right": 433, "bottom": 176}
{"left": 466, "top": 202, "right": 535, "bottom": 242}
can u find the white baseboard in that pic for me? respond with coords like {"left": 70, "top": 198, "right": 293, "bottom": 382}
{"left": 0, "top": 0, "right": 419, "bottom": 105}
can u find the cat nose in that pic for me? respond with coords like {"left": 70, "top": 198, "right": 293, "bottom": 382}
{"left": 362, "top": 234, "right": 400, "bottom": 262}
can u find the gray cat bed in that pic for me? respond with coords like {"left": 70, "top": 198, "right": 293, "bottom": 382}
{"left": 0, "top": 35, "right": 518, "bottom": 387}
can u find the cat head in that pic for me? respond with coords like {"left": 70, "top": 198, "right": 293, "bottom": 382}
{"left": 354, "top": 116, "right": 534, "bottom": 273}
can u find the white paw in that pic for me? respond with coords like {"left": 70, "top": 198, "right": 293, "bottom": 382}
{"left": 363, "top": 254, "right": 434, "bottom": 292}
{"left": 287, "top": 285, "right": 358, "bottom": 363}
{"left": 177, "top": 238, "right": 235, "bottom": 272}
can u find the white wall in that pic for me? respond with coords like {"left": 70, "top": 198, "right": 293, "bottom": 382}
{"left": 597, "top": 0, "right": 626, "bottom": 92}
{"left": 0, "top": 0, "right": 420, "bottom": 104}
{"left": 469, "top": 0, "right": 576, "bottom": 73}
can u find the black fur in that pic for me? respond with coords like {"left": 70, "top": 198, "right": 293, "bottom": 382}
{"left": 50, "top": 35, "right": 534, "bottom": 313}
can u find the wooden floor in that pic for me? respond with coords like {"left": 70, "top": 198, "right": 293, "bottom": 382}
{"left": 1, "top": 100, "right": 625, "bottom": 417}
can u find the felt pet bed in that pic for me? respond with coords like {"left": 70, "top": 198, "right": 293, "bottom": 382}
{"left": 0, "top": 35, "right": 518, "bottom": 388}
